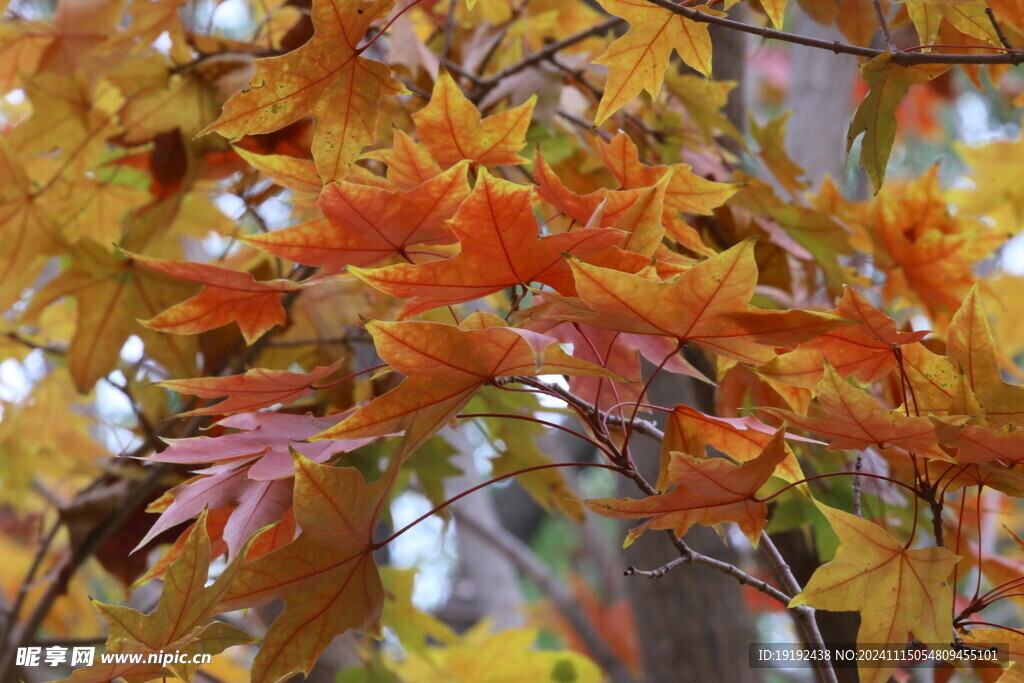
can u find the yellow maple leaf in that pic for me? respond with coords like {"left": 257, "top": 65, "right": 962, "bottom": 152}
{"left": 791, "top": 502, "right": 960, "bottom": 683}
{"left": 593, "top": 0, "right": 713, "bottom": 124}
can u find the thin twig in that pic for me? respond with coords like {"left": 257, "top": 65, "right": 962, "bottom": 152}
{"left": 3, "top": 331, "right": 66, "bottom": 355}
{"left": 986, "top": 8, "right": 1014, "bottom": 49}
{"left": 512, "top": 376, "right": 664, "bottom": 442}
{"left": 627, "top": 534, "right": 792, "bottom": 604}
{"left": 556, "top": 110, "right": 612, "bottom": 141}
{"left": 471, "top": 18, "right": 624, "bottom": 98}
{"left": 871, "top": 0, "right": 898, "bottom": 53}
{"left": 852, "top": 453, "right": 864, "bottom": 517}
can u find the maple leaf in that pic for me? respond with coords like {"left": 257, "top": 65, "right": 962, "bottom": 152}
{"left": 848, "top": 53, "right": 948, "bottom": 192}
{"left": 160, "top": 361, "right": 343, "bottom": 416}
{"left": 362, "top": 127, "right": 446, "bottom": 190}
{"left": 904, "top": 2, "right": 1005, "bottom": 50}
{"left": 592, "top": 0, "right": 713, "bottom": 124}
{"left": 533, "top": 148, "right": 649, "bottom": 229}
{"left": 876, "top": 171, "right": 1005, "bottom": 320}
{"left": 0, "top": 139, "right": 61, "bottom": 310}
{"left": 597, "top": 134, "right": 736, "bottom": 254}
{"left": 790, "top": 503, "right": 960, "bottom": 683}
{"left": 385, "top": 622, "right": 603, "bottom": 682}
{"left": 59, "top": 511, "right": 255, "bottom": 683}
{"left": 311, "top": 313, "right": 622, "bottom": 458}
{"left": 23, "top": 239, "right": 198, "bottom": 392}
{"left": 586, "top": 426, "right": 788, "bottom": 545}
{"left": 947, "top": 286, "right": 1024, "bottom": 426}
{"left": 412, "top": 70, "right": 536, "bottom": 168}
{"left": 598, "top": 134, "right": 737, "bottom": 217}
{"left": 760, "top": 287, "right": 929, "bottom": 390}
{"left": 244, "top": 161, "right": 471, "bottom": 272}
{"left": 140, "top": 465, "right": 293, "bottom": 560}
{"left": 953, "top": 423, "right": 1024, "bottom": 464}
{"left": 660, "top": 405, "right": 809, "bottom": 490}
{"left": 202, "top": 0, "right": 406, "bottom": 183}
{"left": 150, "top": 411, "right": 378, "bottom": 480}
{"left": 564, "top": 239, "right": 848, "bottom": 365}
{"left": 232, "top": 147, "right": 322, "bottom": 202}
{"left": 765, "top": 362, "right": 949, "bottom": 459}
{"left": 749, "top": 113, "right": 809, "bottom": 195}
{"left": 214, "top": 453, "right": 393, "bottom": 683}
{"left": 129, "top": 253, "right": 304, "bottom": 344}
{"left": 351, "top": 169, "right": 623, "bottom": 318}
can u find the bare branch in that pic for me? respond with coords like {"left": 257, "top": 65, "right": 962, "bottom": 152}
{"left": 987, "top": 8, "right": 1014, "bottom": 50}
{"left": 871, "top": 0, "right": 898, "bottom": 53}
{"left": 760, "top": 533, "right": 837, "bottom": 683}
{"left": 3, "top": 331, "right": 66, "bottom": 355}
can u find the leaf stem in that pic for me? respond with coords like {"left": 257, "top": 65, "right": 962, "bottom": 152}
{"left": 311, "top": 363, "right": 388, "bottom": 390}
{"left": 355, "top": 0, "right": 428, "bottom": 55}
{"left": 755, "top": 470, "right": 922, "bottom": 503}
{"left": 372, "top": 461, "right": 629, "bottom": 548}
{"left": 456, "top": 412, "right": 619, "bottom": 460}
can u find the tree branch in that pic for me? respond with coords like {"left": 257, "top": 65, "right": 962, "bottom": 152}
{"left": 760, "top": 533, "right": 837, "bottom": 683}
{"left": 453, "top": 510, "right": 634, "bottom": 681}
{"left": 643, "top": 0, "right": 1024, "bottom": 65}
{"left": 986, "top": 8, "right": 1014, "bottom": 50}
{"left": 871, "top": 0, "right": 898, "bottom": 53}
{"left": 471, "top": 18, "right": 624, "bottom": 98}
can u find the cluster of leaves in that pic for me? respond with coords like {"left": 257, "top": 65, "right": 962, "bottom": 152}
{"left": 5, "top": 0, "right": 1024, "bottom": 681}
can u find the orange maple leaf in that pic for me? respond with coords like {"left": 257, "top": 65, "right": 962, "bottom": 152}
{"left": 564, "top": 239, "right": 847, "bottom": 365}
{"left": 160, "top": 361, "right": 343, "bottom": 416}
{"left": 953, "top": 423, "right": 1024, "bottom": 464}
{"left": 412, "top": 70, "right": 535, "bottom": 168}
{"left": 867, "top": 169, "right": 1006, "bottom": 319}
{"left": 351, "top": 170, "right": 623, "bottom": 319}
{"left": 312, "top": 313, "right": 621, "bottom": 458}
{"left": 660, "top": 405, "right": 807, "bottom": 490}
{"left": 586, "top": 426, "right": 787, "bottom": 545}
{"left": 130, "top": 253, "right": 304, "bottom": 344}
{"left": 244, "top": 161, "right": 470, "bottom": 272}
{"left": 760, "top": 287, "right": 929, "bottom": 390}
{"left": 202, "top": 0, "right": 406, "bottom": 182}
{"left": 534, "top": 148, "right": 649, "bottom": 230}
{"left": 766, "top": 362, "right": 949, "bottom": 459}
{"left": 600, "top": 134, "right": 735, "bottom": 254}
{"left": 363, "top": 128, "right": 444, "bottom": 190}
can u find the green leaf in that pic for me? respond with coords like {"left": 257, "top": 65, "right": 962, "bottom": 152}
{"left": 847, "top": 53, "right": 948, "bottom": 192}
